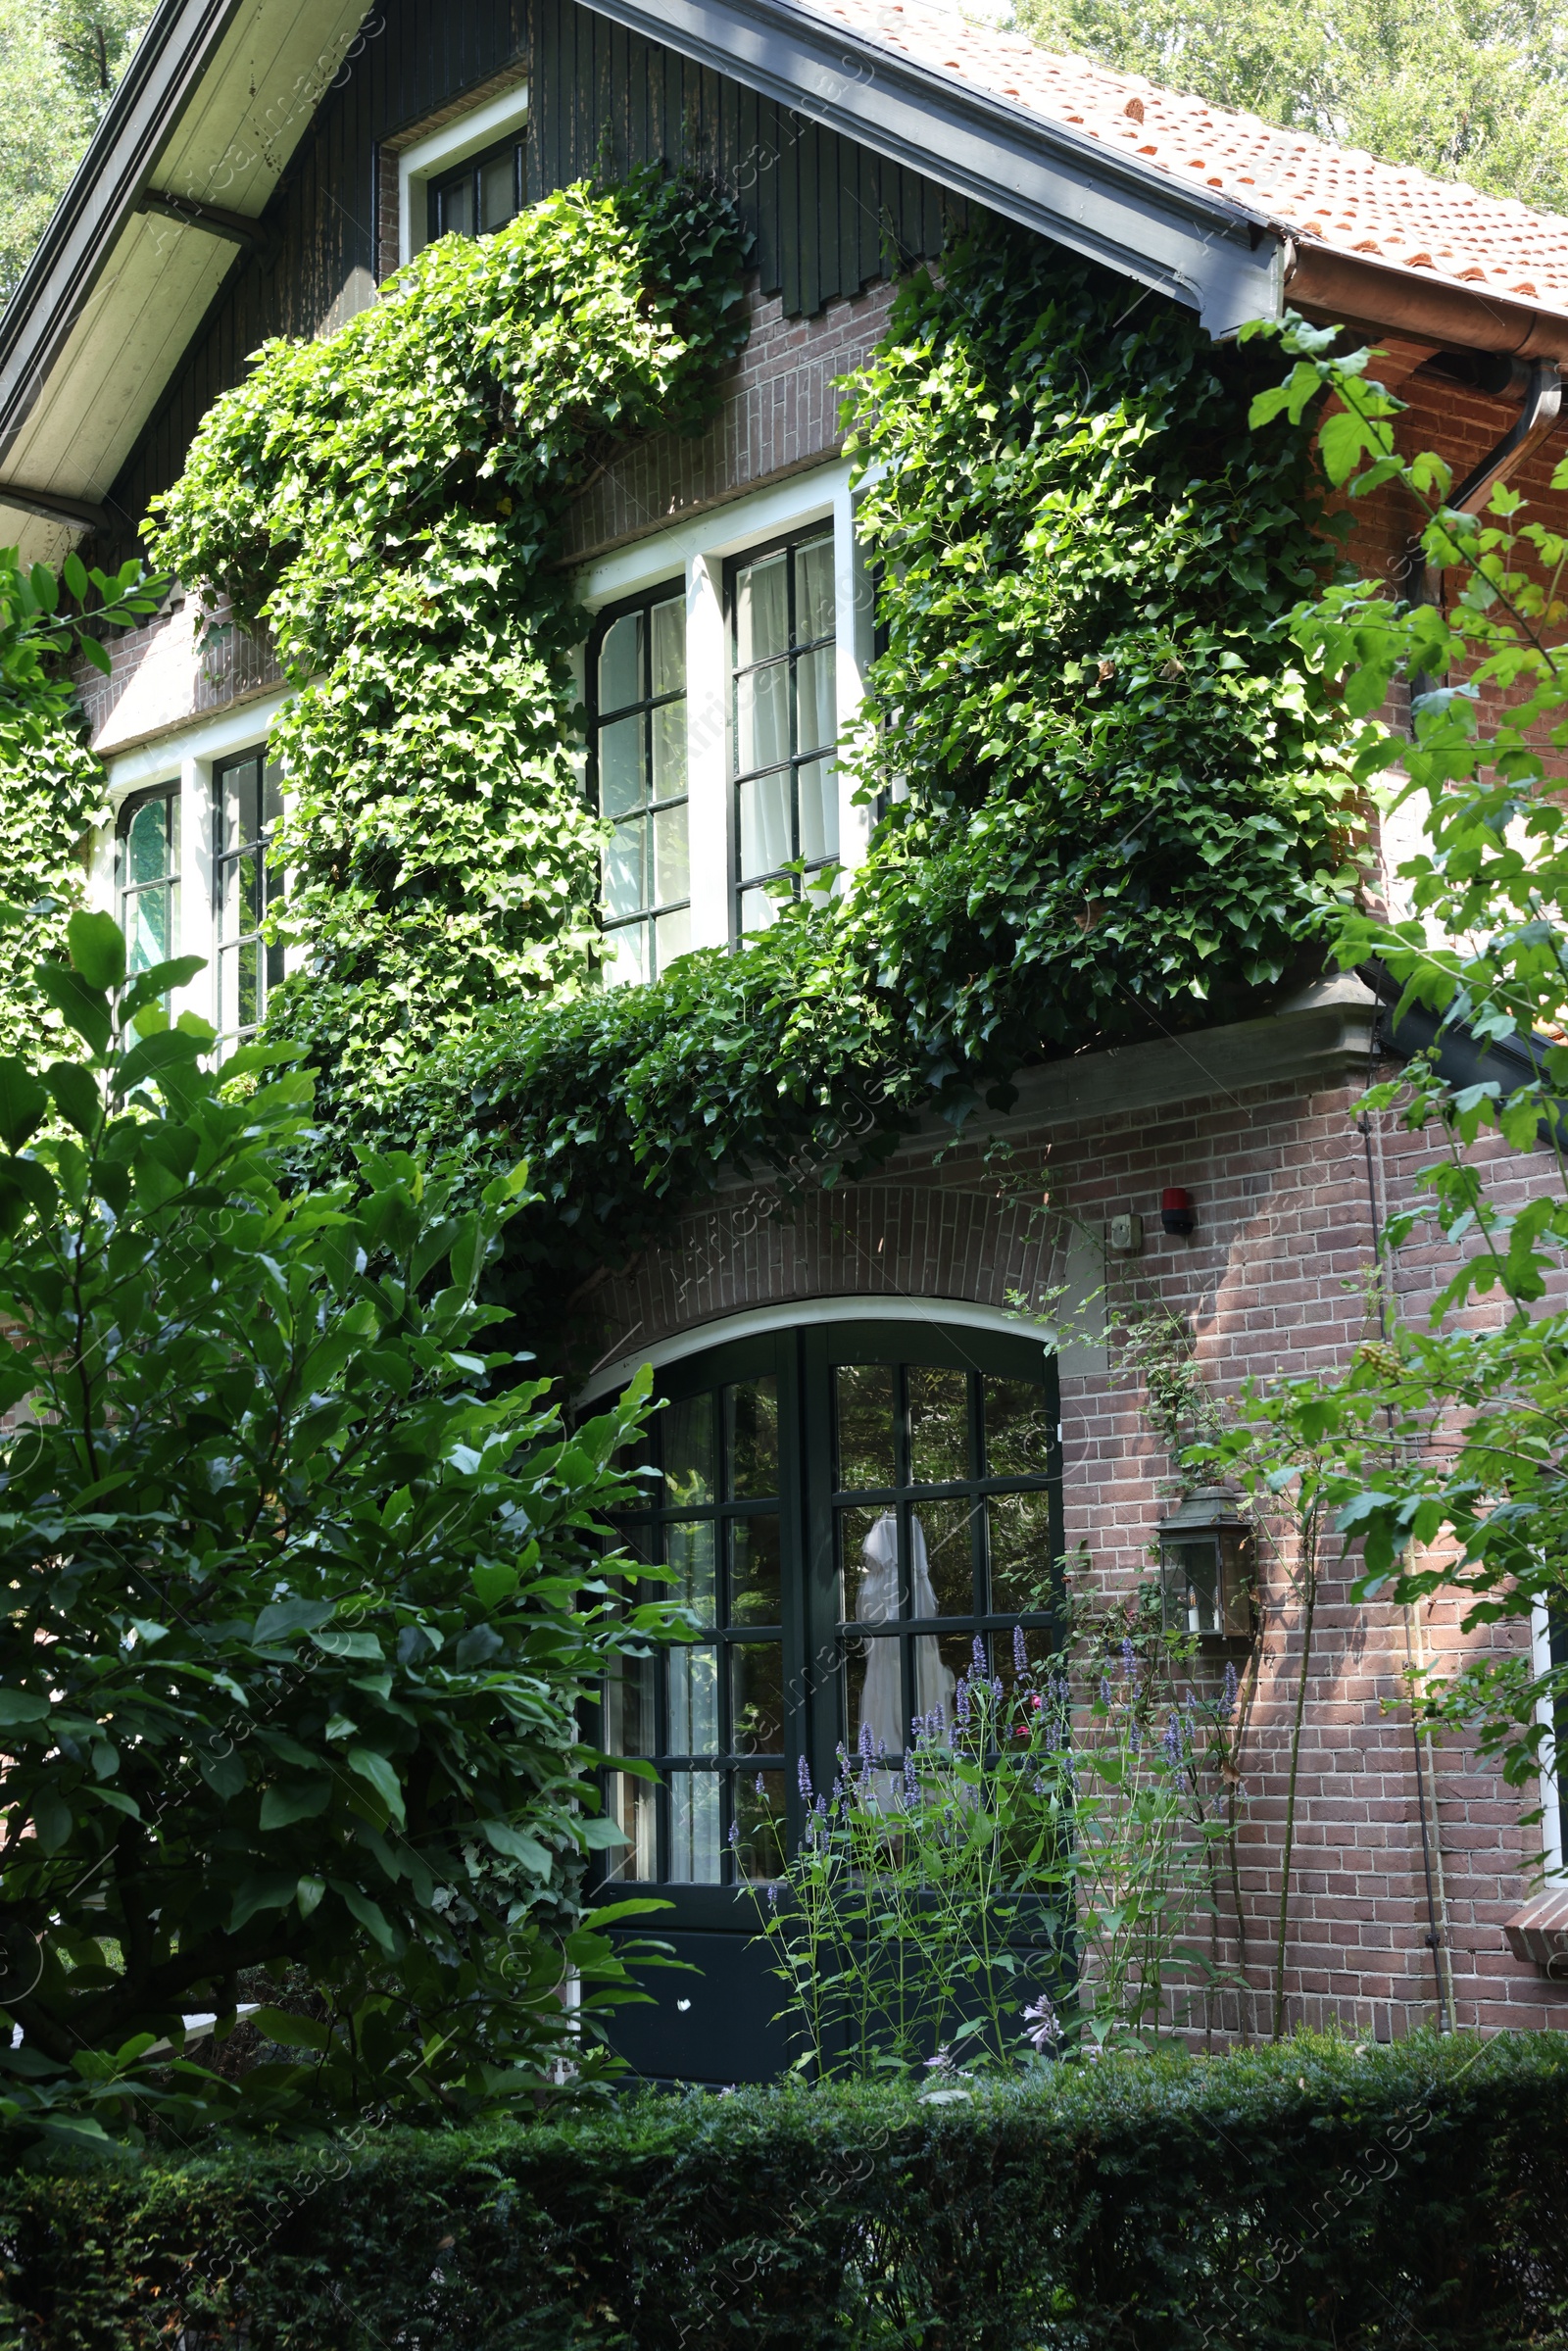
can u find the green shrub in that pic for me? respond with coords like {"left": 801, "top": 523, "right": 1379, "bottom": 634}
{"left": 1, "top": 2033, "right": 1563, "bottom": 2348}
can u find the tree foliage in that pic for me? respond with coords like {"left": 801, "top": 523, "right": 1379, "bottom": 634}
{"left": 148, "top": 171, "right": 750, "bottom": 1130}
{"left": 1015, "top": 0, "right": 1568, "bottom": 220}
{"left": 0, "top": 0, "right": 155, "bottom": 311}
{"left": 1200, "top": 315, "right": 1568, "bottom": 1821}
{"left": 0, "top": 913, "right": 673, "bottom": 2152}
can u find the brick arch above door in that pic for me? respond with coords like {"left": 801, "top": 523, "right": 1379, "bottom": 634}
{"left": 574, "top": 1179, "right": 1107, "bottom": 1395}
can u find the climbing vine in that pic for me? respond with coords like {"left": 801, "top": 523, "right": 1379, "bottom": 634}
{"left": 145, "top": 203, "right": 1357, "bottom": 1358}
{"left": 147, "top": 171, "right": 750, "bottom": 1122}
{"left": 402, "top": 222, "right": 1362, "bottom": 1351}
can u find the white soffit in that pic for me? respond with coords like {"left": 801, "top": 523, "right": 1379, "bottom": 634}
{"left": 0, "top": 0, "right": 370, "bottom": 561}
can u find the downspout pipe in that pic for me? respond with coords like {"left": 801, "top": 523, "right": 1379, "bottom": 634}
{"left": 1406, "top": 359, "right": 1562, "bottom": 701}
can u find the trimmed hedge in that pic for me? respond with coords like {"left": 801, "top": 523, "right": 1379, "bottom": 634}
{"left": 2, "top": 2034, "right": 1565, "bottom": 2349}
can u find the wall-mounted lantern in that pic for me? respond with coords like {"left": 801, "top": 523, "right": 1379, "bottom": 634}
{"left": 1157, "top": 1489, "right": 1254, "bottom": 1646}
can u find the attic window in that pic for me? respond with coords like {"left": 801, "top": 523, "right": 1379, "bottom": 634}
{"left": 427, "top": 131, "right": 526, "bottom": 243}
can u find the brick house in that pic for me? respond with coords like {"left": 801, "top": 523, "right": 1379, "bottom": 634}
{"left": 2, "top": 0, "right": 1565, "bottom": 2080}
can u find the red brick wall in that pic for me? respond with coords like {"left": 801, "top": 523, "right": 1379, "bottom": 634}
{"left": 981, "top": 1072, "right": 1566, "bottom": 2039}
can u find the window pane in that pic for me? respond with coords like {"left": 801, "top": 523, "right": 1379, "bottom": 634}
{"left": 604, "top": 1773, "right": 657, "bottom": 1883}
{"left": 731, "top": 1642, "right": 783, "bottom": 1754}
{"left": 599, "top": 714, "right": 645, "bottom": 820}
{"left": 480, "top": 149, "right": 516, "bottom": 231}
{"left": 663, "top": 1394, "right": 715, "bottom": 1505}
{"left": 798, "top": 758, "right": 838, "bottom": 865}
{"left": 653, "top": 802, "right": 688, "bottom": 906}
{"left": 908, "top": 1367, "right": 969, "bottom": 1487}
{"left": 439, "top": 175, "right": 472, "bottom": 237}
{"left": 603, "top": 817, "right": 646, "bottom": 919}
{"left": 729, "top": 1514, "right": 780, "bottom": 1626}
{"left": 844, "top": 1504, "right": 898, "bottom": 1623}
{"left": 795, "top": 645, "right": 836, "bottom": 756}
{"left": 739, "top": 886, "right": 775, "bottom": 935}
{"left": 127, "top": 798, "right": 172, "bottom": 885}
{"left": 735, "top": 549, "right": 789, "bottom": 666}
{"left": 220, "top": 757, "right": 261, "bottom": 855}
{"left": 731, "top": 1771, "right": 785, "bottom": 1882}
{"left": 668, "top": 1644, "right": 719, "bottom": 1756}
{"left": 263, "top": 757, "right": 283, "bottom": 831}
{"left": 736, "top": 662, "right": 790, "bottom": 778}
{"left": 651, "top": 594, "right": 685, "bottom": 696}
{"left": 846, "top": 1631, "right": 900, "bottom": 1761}
{"left": 651, "top": 701, "right": 686, "bottom": 800}
{"left": 654, "top": 907, "right": 689, "bottom": 970}
{"left": 128, "top": 884, "right": 172, "bottom": 973}
{"left": 220, "top": 940, "right": 260, "bottom": 1036}
{"left": 795, "top": 534, "right": 835, "bottom": 642}
{"left": 984, "top": 1377, "right": 1054, "bottom": 1479}
{"left": 603, "top": 920, "right": 649, "bottom": 988}
{"left": 598, "top": 612, "right": 643, "bottom": 715}
{"left": 835, "top": 1363, "right": 895, "bottom": 1492}
{"left": 912, "top": 1496, "right": 979, "bottom": 1619}
{"left": 725, "top": 1377, "right": 779, "bottom": 1499}
{"left": 987, "top": 1490, "right": 1057, "bottom": 1617}
{"left": 604, "top": 1650, "right": 658, "bottom": 1757}
{"left": 738, "top": 768, "right": 792, "bottom": 883}
{"left": 670, "top": 1773, "right": 720, "bottom": 1883}
{"left": 666, "top": 1520, "right": 716, "bottom": 1624}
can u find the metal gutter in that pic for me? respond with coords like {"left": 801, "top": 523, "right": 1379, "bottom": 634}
{"left": 1286, "top": 237, "right": 1568, "bottom": 364}
{"left": 0, "top": 0, "right": 251, "bottom": 462}
{"left": 576, "top": 0, "right": 1285, "bottom": 338}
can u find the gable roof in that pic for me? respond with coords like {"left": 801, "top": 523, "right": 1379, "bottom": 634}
{"left": 809, "top": 0, "right": 1568, "bottom": 315}
{"left": 3, "top": 0, "right": 1567, "bottom": 563}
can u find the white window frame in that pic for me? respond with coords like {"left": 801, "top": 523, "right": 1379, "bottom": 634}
{"left": 577, "top": 461, "right": 875, "bottom": 960}
{"left": 398, "top": 82, "right": 530, "bottom": 266}
{"left": 95, "top": 691, "right": 292, "bottom": 1034}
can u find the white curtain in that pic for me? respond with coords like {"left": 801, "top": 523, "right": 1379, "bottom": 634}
{"left": 858, "top": 1512, "right": 955, "bottom": 1768}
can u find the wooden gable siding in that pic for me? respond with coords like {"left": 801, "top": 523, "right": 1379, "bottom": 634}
{"left": 98, "top": 0, "right": 953, "bottom": 570}
{"left": 526, "top": 0, "right": 950, "bottom": 319}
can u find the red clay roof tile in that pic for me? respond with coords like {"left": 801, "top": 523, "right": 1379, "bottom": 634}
{"left": 806, "top": 0, "right": 1568, "bottom": 319}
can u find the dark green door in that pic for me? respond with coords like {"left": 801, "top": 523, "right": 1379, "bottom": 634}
{"left": 597, "top": 1315, "right": 1062, "bottom": 2084}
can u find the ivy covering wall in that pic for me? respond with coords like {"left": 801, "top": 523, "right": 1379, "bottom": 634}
{"left": 401, "top": 223, "right": 1357, "bottom": 1347}
{"left": 147, "top": 171, "right": 750, "bottom": 1126}
{"left": 88, "top": 196, "right": 1352, "bottom": 1354}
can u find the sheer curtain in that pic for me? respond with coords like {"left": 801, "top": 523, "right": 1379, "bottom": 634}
{"left": 858, "top": 1512, "right": 955, "bottom": 1768}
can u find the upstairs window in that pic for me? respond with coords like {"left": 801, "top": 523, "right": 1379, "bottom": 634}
{"left": 427, "top": 132, "right": 526, "bottom": 242}
{"left": 214, "top": 746, "right": 282, "bottom": 1042}
{"left": 116, "top": 784, "right": 180, "bottom": 982}
{"left": 592, "top": 585, "right": 690, "bottom": 986}
{"left": 730, "top": 528, "right": 838, "bottom": 934}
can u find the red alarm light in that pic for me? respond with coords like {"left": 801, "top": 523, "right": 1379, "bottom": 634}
{"left": 1160, "top": 1187, "right": 1195, "bottom": 1236}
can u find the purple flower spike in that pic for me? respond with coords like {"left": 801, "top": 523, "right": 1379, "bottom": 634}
{"left": 1162, "top": 1714, "right": 1182, "bottom": 1765}
{"left": 1013, "top": 1624, "right": 1029, "bottom": 1674}
{"left": 766, "top": 1881, "right": 780, "bottom": 1909}
{"left": 904, "top": 1750, "right": 919, "bottom": 1803}
{"left": 1023, "top": 1993, "right": 1063, "bottom": 2053}
{"left": 798, "top": 1754, "right": 813, "bottom": 1802}
{"left": 972, "top": 1634, "right": 988, "bottom": 1678}
{"left": 858, "top": 1719, "right": 876, "bottom": 1762}
{"left": 956, "top": 1677, "right": 971, "bottom": 1726}
{"left": 1099, "top": 1676, "right": 1111, "bottom": 1708}
{"left": 727, "top": 1818, "right": 740, "bottom": 1847}
{"left": 1120, "top": 1635, "right": 1138, "bottom": 1682}
{"left": 1222, "top": 1660, "right": 1239, "bottom": 1721}
{"left": 755, "top": 1772, "right": 766, "bottom": 1796}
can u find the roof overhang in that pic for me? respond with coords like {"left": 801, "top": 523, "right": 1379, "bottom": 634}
{"left": 6, "top": 0, "right": 1568, "bottom": 568}
{"left": 581, "top": 0, "right": 1285, "bottom": 337}
{"left": 0, "top": 0, "right": 372, "bottom": 561}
